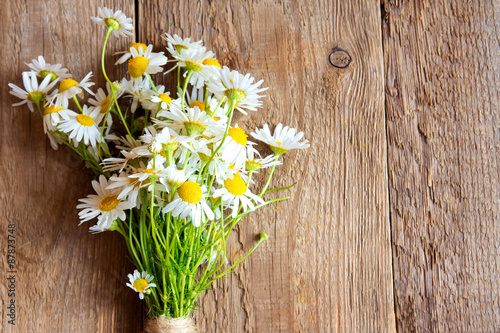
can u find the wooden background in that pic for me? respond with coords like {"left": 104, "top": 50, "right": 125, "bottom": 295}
{"left": 0, "top": 0, "right": 498, "bottom": 332}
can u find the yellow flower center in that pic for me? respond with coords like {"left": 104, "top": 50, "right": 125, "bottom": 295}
{"left": 100, "top": 97, "right": 112, "bottom": 113}
{"left": 184, "top": 60, "right": 203, "bottom": 72}
{"left": 130, "top": 42, "right": 147, "bottom": 53}
{"left": 189, "top": 100, "right": 205, "bottom": 111}
{"left": 59, "top": 78, "right": 78, "bottom": 93}
{"left": 76, "top": 114, "right": 95, "bottom": 127}
{"left": 128, "top": 56, "right": 150, "bottom": 78}
{"left": 224, "top": 173, "right": 247, "bottom": 196}
{"left": 132, "top": 278, "right": 149, "bottom": 292}
{"left": 177, "top": 181, "right": 202, "bottom": 204}
{"left": 44, "top": 105, "right": 63, "bottom": 115}
{"left": 202, "top": 58, "right": 221, "bottom": 68}
{"left": 158, "top": 93, "right": 172, "bottom": 105}
{"left": 228, "top": 127, "right": 247, "bottom": 146}
{"left": 99, "top": 194, "right": 119, "bottom": 212}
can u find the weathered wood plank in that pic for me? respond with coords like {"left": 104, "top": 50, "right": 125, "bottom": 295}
{"left": 382, "top": 1, "right": 500, "bottom": 331}
{"left": 0, "top": 1, "right": 141, "bottom": 332}
{"left": 138, "top": 1, "right": 395, "bottom": 332}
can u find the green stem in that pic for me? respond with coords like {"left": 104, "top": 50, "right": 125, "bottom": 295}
{"left": 259, "top": 156, "right": 280, "bottom": 196}
{"left": 72, "top": 96, "right": 83, "bottom": 112}
{"left": 205, "top": 236, "right": 267, "bottom": 288}
{"left": 146, "top": 73, "right": 159, "bottom": 94}
{"left": 177, "top": 66, "right": 181, "bottom": 92}
{"left": 199, "top": 100, "right": 235, "bottom": 183}
{"left": 100, "top": 27, "right": 135, "bottom": 146}
{"left": 101, "top": 28, "right": 113, "bottom": 84}
{"left": 181, "top": 71, "right": 193, "bottom": 111}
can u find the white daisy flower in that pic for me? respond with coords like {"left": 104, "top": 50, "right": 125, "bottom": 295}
{"left": 251, "top": 123, "right": 310, "bottom": 156}
{"left": 57, "top": 105, "right": 103, "bottom": 149}
{"left": 115, "top": 42, "right": 148, "bottom": 64}
{"left": 184, "top": 87, "right": 229, "bottom": 125}
{"left": 107, "top": 170, "right": 151, "bottom": 207}
{"left": 159, "top": 165, "right": 190, "bottom": 192}
{"left": 213, "top": 173, "right": 265, "bottom": 218}
{"left": 208, "top": 66, "right": 268, "bottom": 114}
{"left": 197, "top": 144, "right": 235, "bottom": 181}
{"left": 88, "top": 83, "right": 124, "bottom": 128}
{"left": 219, "top": 125, "right": 252, "bottom": 170}
{"left": 163, "top": 181, "right": 214, "bottom": 227}
{"left": 173, "top": 47, "right": 219, "bottom": 87}
{"left": 127, "top": 44, "right": 168, "bottom": 81}
{"left": 9, "top": 71, "right": 58, "bottom": 112}
{"left": 102, "top": 149, "right": 141, "bottom": 173}
{"left": 127, "top": 159, "right": 167, "bottom": 193}
{"left": 132, "top": 127, "right": 187, "bottom": 157}
{"left": 50, "top": 72, "right": 95, "bottom": 108}
{"left": 122, "top": 77, "right": 151, "bottom": 113}
{"left": 245, "top": 145, "right": 282, "bottom": 172}
{"left": 77, "top": 175, "right": 133, "bottom": 232}
{"left": 188, "top": 56, "right": 221, "bottom": 88}
{"left": 135, "top": 126, "right": 165, "bottom": 155}
{"left": 178, "top": 136, "right": 235, "bottom": 182}
{"left": 115, "top": 134, "right": 141, "bottom": 151}
{"left": 91, "top": 7, "right": 134, "bottom": 38}
{"left": 126, "top": 270, "right": 156, "bottom": 300}
{"left": 42, "top": 105, "right": 71, "bottom": 133}
{"left": 149, "top": 89, "right": 174, "bottom": 111}
{"left": 140, "top": 85, "right": 171, "bottom": 112}
{"left": 88, "top": 82, "right": 123, "bottom": 114}
{"left": 25, "top": 55, "right": 71, "bottom": 82}
{"left": 157, "top": 104, "right": 221, "bottom": 137}
{"left": 163, "top": 33, "right": 203, "bottom": 58}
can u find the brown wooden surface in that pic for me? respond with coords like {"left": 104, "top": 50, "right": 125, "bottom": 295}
{"left": 382, "top": 1, "right": 500, "bottom": 332}
{"left": 0, "top": 0, "right": 498, "bottom": 332}
{"left": 0, "top": 1, "right": 141, "bottom": 332}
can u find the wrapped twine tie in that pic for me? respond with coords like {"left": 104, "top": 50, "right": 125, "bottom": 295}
{"left": 145, "top": 315, "right": 198, "bottom": 333}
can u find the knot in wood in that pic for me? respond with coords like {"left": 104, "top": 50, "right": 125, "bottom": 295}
{"left": 329, "top": 48, "right": 351, "bottom": 68}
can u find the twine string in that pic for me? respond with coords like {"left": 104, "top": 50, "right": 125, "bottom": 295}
{"left": 145, "top": 315, "right": 198, "bottom": 333}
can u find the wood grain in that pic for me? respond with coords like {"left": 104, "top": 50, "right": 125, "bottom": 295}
{"left": 0, "top": 1, "right": 142, "bottom": 332}
{"left": 138, "top": 0, "right": 395, "bottom": 332}
{"left": 0, "top": 0, "right": 464, "bottom": 332}
{"left": 382, "top": 0, "right": 500, "bottom": 332}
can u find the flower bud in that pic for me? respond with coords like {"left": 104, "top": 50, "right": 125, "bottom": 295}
{"left": 111, "top": 81, "right": 121, "bottom": 92}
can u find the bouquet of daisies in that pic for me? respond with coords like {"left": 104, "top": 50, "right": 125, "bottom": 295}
{"left": 9, "top": 7, "right": 309, "bottom": 332}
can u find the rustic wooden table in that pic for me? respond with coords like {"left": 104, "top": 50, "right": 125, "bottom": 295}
{"left": 1, "top": 0, "right": 499, "bottom": 332}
